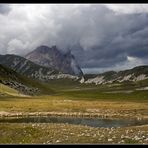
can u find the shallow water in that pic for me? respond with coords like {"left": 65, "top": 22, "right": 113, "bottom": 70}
{"left": 0, "top": 116, "right": 148, "bottom": 128}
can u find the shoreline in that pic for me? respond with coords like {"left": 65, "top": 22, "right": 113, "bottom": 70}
{"left": 0, "top": 111, "right": 147, "bottom": 120}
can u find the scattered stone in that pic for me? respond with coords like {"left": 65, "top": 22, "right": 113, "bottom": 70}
{"left": 121, "top": 140, "right": 125, "bottom": 143}
{"left": 108, "top": 139, "right": 113, "bottom": 142}
{"left": 56, "top": 140, "right": 60, "bottom": 143}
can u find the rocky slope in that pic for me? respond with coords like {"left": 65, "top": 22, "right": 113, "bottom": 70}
{"left": 84, "top": 66, "right": 148, "bottom": 85}
{"left": 25, "top": 45, "right": 83, "bottom": 76}
{"left": 0, "top": 63, "right": 57, "bottom": 95}
{"left": 0, "top": 64, "right": 39, "bottom": 95}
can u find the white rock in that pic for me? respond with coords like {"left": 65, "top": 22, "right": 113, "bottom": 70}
{"left": 85, "top": 76, "right": 104, "bottom": 85}
{"left": 108, "top": 139, "right": 113, "bottom": 142}
{"left": 56, "top": 140, "right": 60, "bottom": 143}
{"left": 121, "top": 140, "right": 125, "bottom": 143}
{"left": 80, "top": 77, "right": 85, "bottom": 83}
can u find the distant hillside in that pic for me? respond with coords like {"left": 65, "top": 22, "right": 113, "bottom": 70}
{"left": 0, "top": 54, "right": 60, "bottom": 81}
{"left": 0, "top": 54, "right": 80, "bottom": 82}
{"left": 84, "top": 65, "right": 148, "bottom": 85}
{"left": 0, "top": 64, "right": 55, "bottom": 95}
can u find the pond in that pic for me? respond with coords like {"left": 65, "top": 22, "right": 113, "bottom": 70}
{"left": 0, "top": 116, "right": 148, "bottom": 128}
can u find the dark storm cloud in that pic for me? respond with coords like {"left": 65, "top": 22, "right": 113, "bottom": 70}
{"left": 0, "top": 4, "right": 148, "bottom": 73}
{"left": 0, "top": 4, "right": 11, "bottom": 15}
{"left": 73, "top": 12, "right": 148, "bottom": 70}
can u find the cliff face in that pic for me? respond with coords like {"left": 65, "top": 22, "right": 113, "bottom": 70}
{"left": 25, "top": 45, "right": 83, "bottom": 76}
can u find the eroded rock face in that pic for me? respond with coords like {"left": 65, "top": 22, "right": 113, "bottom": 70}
{"left": 25, "top": 45, "right": 83, "bottom": 76}
{"left": 84, "top": 66, "right": 148, "bottom": 85}
{"left": 85, "top": 74, "right": 148, "bottom": 85}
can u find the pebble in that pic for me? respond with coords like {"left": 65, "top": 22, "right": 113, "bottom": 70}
{"left": 108, "top": 139, "right": 113, "bottom": 142}
{"left": 56, "top": 140, "right": 60, "bottom": 143}
{"left": 142, "top": 136, "right": 145, "bottom": 138}
{"left": 134, "top": 136, "right": 141, "bottom": 140}
{"left": 100, "top": 135, "right": 104, "bottom": 138}
{"left": 121, "top": 135, "right": 124, "bottom": 139}
{"left": 121, "top": 140, "right": 125, "bottom": 143}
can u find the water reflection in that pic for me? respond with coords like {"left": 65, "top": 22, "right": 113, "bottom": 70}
{"left": 0, "top": 116, "right": 148, "bottom": 128}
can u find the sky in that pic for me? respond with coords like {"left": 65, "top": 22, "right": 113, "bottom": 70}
{"left": 0, "top": 4, "right": 148, "bottom": 74}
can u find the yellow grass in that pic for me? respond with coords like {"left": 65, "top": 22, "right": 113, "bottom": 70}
{"left": 0, "top": 84, "right": 28, "bottom": 97}
{"left": 0, "top": 95, "right": 148, "bottom": 119}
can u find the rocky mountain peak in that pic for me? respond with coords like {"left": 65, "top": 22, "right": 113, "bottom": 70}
{"left": 35, "top": 45, "right": 50, "bottom": 53}
{"left": 25, "top": 45, "right": 83, "bottom": 76}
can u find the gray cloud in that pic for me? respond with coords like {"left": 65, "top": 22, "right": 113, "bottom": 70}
{"left": 0, "top": 4, "right": 11, "bottom": 15}
{"left": 0, "top": 4, "right": 148, "bottom": 73}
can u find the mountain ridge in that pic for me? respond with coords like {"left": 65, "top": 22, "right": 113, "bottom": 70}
{"left": 83, "top": 65, "right": 148, "bottom": 85}
{"left": 0, "top": 54, "right": 81, "bottom": 82}
{"left": 0, "top": 54, "right": 59, "bottom": 81}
